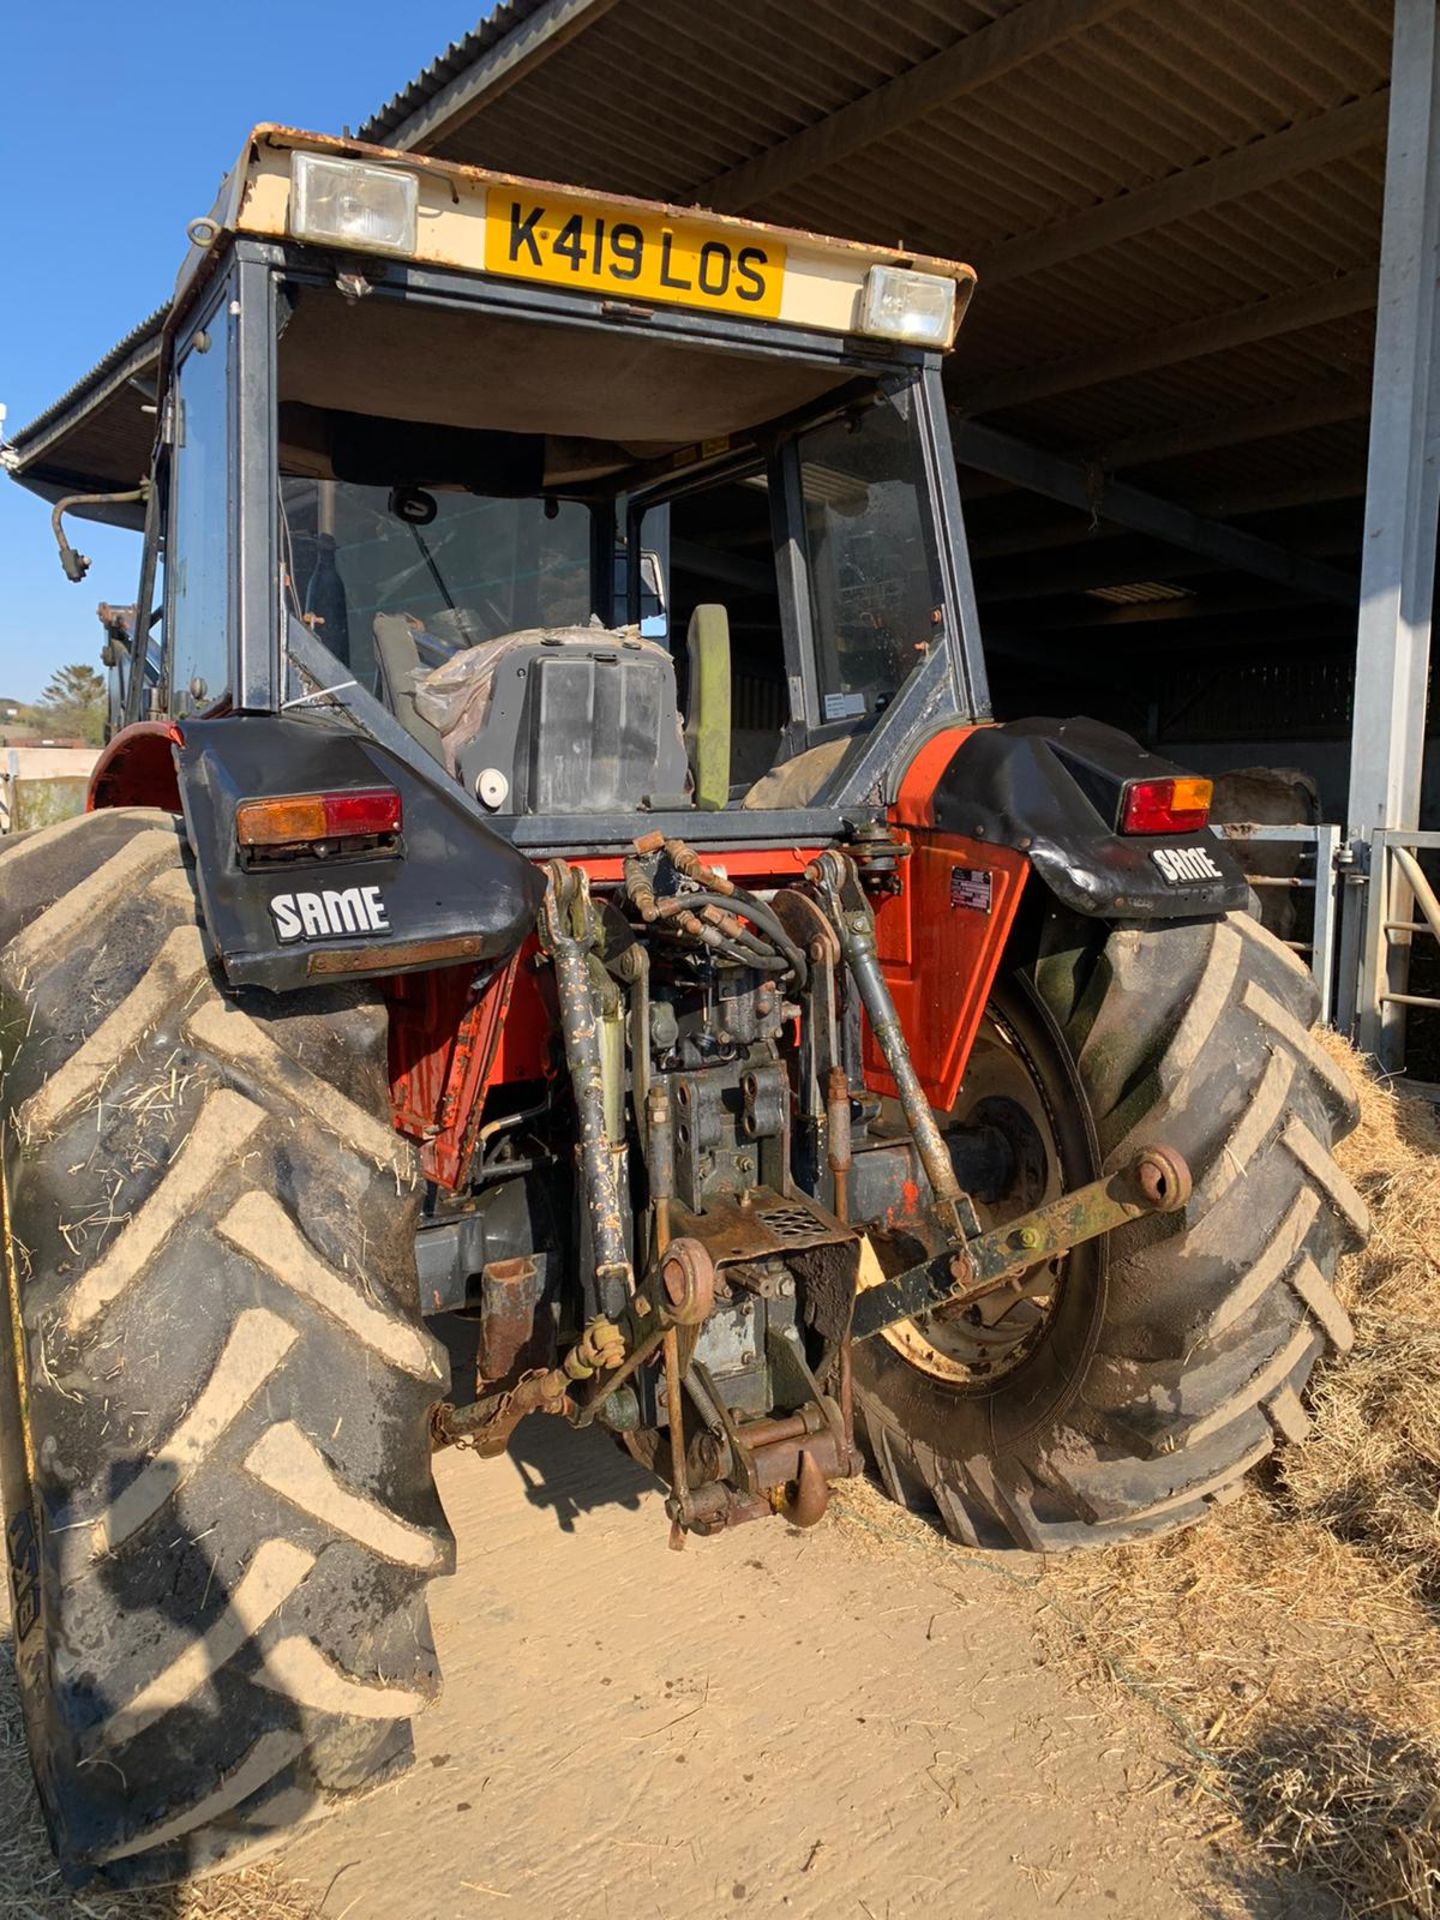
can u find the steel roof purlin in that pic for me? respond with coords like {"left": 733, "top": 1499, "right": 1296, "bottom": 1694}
{"left": 360, "top": 0, "right": 1390, "bottom": 604}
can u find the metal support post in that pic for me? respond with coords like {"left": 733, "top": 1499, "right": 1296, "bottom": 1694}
{"left": 1347, "top": 0, "right": 1440, "bottom": 1067}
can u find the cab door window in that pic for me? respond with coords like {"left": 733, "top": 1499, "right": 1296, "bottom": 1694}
{"left": 796, "top": 387, "right": 938, "bottom": 728}
{"left": 166, "top": 316, "right": 232, "bottom": 714}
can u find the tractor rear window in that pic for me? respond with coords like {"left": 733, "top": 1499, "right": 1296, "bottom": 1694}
{"left": 798, "top": 390, "right": 938, "bottom": 728}
{"left": 281, "top": 481, "right": 592, "bottom": 692}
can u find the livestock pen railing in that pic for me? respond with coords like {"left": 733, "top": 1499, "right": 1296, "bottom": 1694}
{"left": 1357, "top": 827, "right": 1440, "bottom": 1078}
{"left": 1217, "top": 821, "right": 1342, "bottom": 1026}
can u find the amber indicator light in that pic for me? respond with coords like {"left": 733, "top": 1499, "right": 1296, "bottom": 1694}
{"left": 235, "top": 788, "right": 402, "bottom": 846}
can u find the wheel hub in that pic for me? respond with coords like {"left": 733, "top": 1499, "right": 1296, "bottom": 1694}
{"left": 878, "top": 1006, "right": 1081, "bottom": 1388}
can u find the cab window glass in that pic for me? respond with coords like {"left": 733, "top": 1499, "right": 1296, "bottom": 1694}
{"left": 798, "top": 389, "right": 937, "bottom": 727}
{"left": 636, "top": 473, "right": 787, "bottom": 792}
{"left": 167, "top": 322, "right": 231, "bottom": 714}
{"left": 280, "top": 482, "right": 591, "bottom": 694}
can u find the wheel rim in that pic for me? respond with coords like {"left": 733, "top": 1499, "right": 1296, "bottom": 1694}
{"left": 878, "top": 991, "right": 1094, "bottom": 1390}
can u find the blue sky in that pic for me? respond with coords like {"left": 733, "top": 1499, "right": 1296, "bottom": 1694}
{"left": 0, "top": 2, "right": 481, "bottom": 703}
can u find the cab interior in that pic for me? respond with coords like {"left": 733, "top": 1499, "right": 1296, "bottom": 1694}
{"left": 274, "top": 281, "right": 938, "bottom": 815}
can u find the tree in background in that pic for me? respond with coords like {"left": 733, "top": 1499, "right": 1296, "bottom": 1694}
{"left": 36, "top": 664, "right": 106, "bottom": 746}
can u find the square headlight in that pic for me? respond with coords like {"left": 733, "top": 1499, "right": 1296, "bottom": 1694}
{"left": 291, "top": 152, "right": 419, "bottom": 260}
{"left": 859, "top": 266, "right": 958, "bottom": 348}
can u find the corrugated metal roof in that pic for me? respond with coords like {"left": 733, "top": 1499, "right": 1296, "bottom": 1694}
{"left": 358, "top": 0, "right": 558, "bottom": 145}
{"left": 10, "top": 307, "right": 164, "bottom": 454}
{"left": 367, "top": 0, "right": 1390, "bottom": 655}
{"left": 11, "top": 0, "right": 1397, "bottom": 669}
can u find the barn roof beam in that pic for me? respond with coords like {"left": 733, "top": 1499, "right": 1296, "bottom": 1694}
{"left": 386, "top": 0, "right": 620, "bottom": 154}
{"left": 978, "top": 528, "right": 1358, "bottom": 601}
{"left": 971, "top": 495, "right": 1363, "bottom": 559}
{"left": 694, "top": 0, "right": 1135, "bottom": 213}
{"left": 1187, "top": 469, "right": 1369, "bottom": 517}
{"left": 956, "top": 274, "right": 1376, "bottom": 416}
{"left": 1093, "top": 384, "right": 1372, "bottom": 470}
{"left": 992, "top": 584, "right": 1346, "bottom": 631}
{"left": 953, "top": 419, "right": 1358, "bottom": 604}
{"left": 979, "top": 91, "right": 1391, "bottom": 286}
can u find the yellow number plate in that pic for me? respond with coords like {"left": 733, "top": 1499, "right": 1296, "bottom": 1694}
{"left": 483, "top": 190, "right": 786, "bottom": 320}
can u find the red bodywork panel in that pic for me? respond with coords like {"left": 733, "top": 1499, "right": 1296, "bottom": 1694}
{"left": 387, "top": 740, "right": 1032, "bottom": 1181}
{"left": 88, "top": 722, "right": 184, "bottom": 814}
{"left": 388, "top": 951, "right": 527, "bottom": 1188}
{"left": 865, "top": 834, "right": 1028, "bottom": 1112}
{"left": 865, "top": 724, "right": 1027, "bottom": 1114}
{"left": 87, "top": 713, "right": 1024, "bottom": 1170}
{"left": 83, "top": 713, "right": 1022, "bottom": 1168}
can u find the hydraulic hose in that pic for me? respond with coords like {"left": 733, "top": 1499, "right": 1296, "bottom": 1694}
{"left": 664, "top": 888, "right": 809, "bottom": 989}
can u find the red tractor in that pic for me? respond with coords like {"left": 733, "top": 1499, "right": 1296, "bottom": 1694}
{"left": 0, "top": 129, "right": 1365, "bottom": 1884}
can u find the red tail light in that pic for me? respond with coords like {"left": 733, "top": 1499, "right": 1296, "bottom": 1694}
{"left": 1119, "top": 775, "right": 1212, "bottom": 835}
{"left": 236, "top": 788, "right": 402, "bottom": 847}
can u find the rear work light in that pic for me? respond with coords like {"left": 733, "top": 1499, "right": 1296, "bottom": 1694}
{"left": 859, "top": 266, "right": 958, "bottom": 347}
{"left": 290, "top": 152, "right": 419, "bottom": 259}
{"left": 236, "top": 788, "right": 402, "bottom": 849}
{"left": 1118, "top": 775, "right": 1213, "bottom": 835}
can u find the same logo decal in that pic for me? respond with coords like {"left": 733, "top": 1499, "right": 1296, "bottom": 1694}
{"left": 265, "top": 852, "right": 1217, "bottom": 942}
{"left": 1151, "top": 844, "right": 1224, "bottom": 885}
{"left": 269, "top": 886, "right": 390, "bottom": 943}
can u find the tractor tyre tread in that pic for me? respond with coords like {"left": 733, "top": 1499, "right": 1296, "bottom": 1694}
{"left": 854, "top": 911, "right": 1364, "bottom": 1554}
{"left": 0, "top": 808, "right": 451, "bottom": 1886}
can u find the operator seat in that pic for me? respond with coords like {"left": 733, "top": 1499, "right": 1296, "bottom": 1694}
{"left": 741, "top": 737, "right": 851, "bottom": 809}
{"left": 373, "top": 614, "right": 444, "bottom": 760}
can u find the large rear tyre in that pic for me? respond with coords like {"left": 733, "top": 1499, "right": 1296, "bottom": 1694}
{"left": 0, "top": 809, "right": 453, "bottom": 1885}
{"left": 854, "top": 911, "right": 1368, "bottom": 1552}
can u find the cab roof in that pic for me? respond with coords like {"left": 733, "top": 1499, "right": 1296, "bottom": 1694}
{"left": 6, "top": 124, "right": 976, "bottom": 521}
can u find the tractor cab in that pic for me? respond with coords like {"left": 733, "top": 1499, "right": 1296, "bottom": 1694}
{"left": 10, "top": 129, "right": 984, "bottom": 845}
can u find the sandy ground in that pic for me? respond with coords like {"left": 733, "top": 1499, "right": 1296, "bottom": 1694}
{"left": 272, "top": 1426, "right": 1273, "bottom": 1920}
{"left": 0, "top": 1419, "right": 1332, "bottom": 1919}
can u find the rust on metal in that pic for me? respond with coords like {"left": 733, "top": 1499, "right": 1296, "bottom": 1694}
{"left": 826, "top": 1065, "right": 853, "bottom": 1228}
{"left": 783, "top": 1449, "right": 830, "bottom": 1528}
{"left": 850, "top": 1143, "right": 1195, "bottom": 1342}
{"left": 1135, "top": 1143, "right": 1192, "bottom": 1211}
{"left": 669, "top": 1187, "right": 856, "bottom": 1269}
{"left": 659, "top": 1236, "right": 717, "bottom": 1324}
{"left": 813, "top": 850, "right": 970, "bottom": 1240}
{"left": 476, "top": 1254, "right": 548, "bottom": 1387}
{"left": 435, "top": 1311, "right": 626, "bottom": 1455}
{"left": 663, "top": 1324, "right": 689, "bottom": 1551}
{"left": 537, "top": 861, "right": 633, "bottom": 1311}
{"left": 663, "top": 836, "right": 736, "bottom": 896}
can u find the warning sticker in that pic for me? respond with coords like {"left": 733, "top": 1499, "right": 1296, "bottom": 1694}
{"left": 949, "top": 866, "right": 993, "bottom": 912}
{"left": 822, "top": 691, "right": 866, "bottom": 722}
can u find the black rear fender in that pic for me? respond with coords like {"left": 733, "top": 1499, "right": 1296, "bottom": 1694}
{"left": 177, "top": 714, "right": 544, "bottom": 991}
{"left": 930, "top": 717, "right": 1249, "bottom": 922}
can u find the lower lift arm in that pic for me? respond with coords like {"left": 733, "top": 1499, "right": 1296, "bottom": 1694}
{"left": 849, "top": 1143, "right": 1191, "bottom": 1342}
{"left": 809, "top": 850, "right": 1192, "bottom": 1344}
